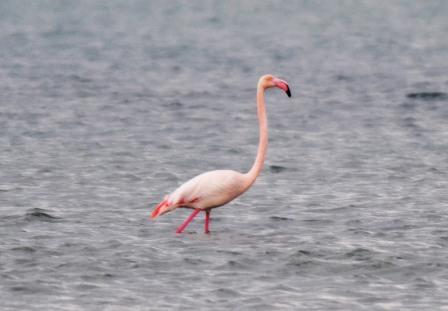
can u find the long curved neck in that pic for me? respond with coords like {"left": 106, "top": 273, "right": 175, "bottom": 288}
{"left": 244, "top": 82, "right": 268, "bottom": 189}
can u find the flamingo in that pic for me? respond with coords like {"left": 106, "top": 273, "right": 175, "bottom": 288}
{"left": 150, "top": 74, "right": 291, "bottom": 233}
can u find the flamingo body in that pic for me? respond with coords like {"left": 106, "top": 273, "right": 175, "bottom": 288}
{"left": 151, "top": 170, "right": 247, "bottom": 218}
{"left": 150, "top": 74, "right": 291, "bottom": 233}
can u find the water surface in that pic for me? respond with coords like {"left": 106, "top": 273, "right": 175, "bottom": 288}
{"left": 1, "top": 1, "right": 448, "bottom": 310}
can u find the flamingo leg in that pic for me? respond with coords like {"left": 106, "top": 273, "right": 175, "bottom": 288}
{"left": 205, "top": 210, "right": 210, "bottom": 234}
{"left": 176, "top": 209, "right": 201, "bottom": 234}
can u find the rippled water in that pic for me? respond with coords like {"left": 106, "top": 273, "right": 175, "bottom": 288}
{"left": 1, "top": 1, "right": 448, "bottom": 310}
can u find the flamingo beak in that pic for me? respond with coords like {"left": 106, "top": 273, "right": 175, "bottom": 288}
{"left": 274, "top": 79, "right": 292, "bottom": 98}
{"left": 285, "top": 85, "right": 291, "bottom": 98}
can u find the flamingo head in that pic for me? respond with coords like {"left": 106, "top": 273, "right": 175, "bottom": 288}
{"left": 259, "top": 74, "right": 291, "bottom": 98}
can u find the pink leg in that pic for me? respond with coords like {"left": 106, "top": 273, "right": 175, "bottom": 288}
{"left": 176, "top": 209, "right": 201, "bottom": 234}
{"left": 205, "top": 210, "right": 210, "bottom": 234}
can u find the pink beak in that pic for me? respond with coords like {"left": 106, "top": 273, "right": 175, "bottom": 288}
{"left": 273, "top": 78, "right": 292, "bottom": 97}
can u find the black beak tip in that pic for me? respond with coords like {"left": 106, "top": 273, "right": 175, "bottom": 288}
{"left": 286, "top": 87, "right": 291, "bottom": 98}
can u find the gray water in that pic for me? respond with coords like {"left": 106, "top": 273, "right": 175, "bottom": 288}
{"left": 1, "top": 1, "right": 448, "bottom": 310}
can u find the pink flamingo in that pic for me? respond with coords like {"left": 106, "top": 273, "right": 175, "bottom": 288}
{"left": 150, "top": 74, "right": 291, "bottom": 233}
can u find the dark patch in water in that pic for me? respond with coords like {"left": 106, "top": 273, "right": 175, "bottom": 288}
{"left": 183, "top": 257, "right": 208, "bottom": 265}
{"left": 302, "top": 218, "right": 334, "bottom": 225}
{"left": 25, "top": 208, "right": 59, "bottom": 222}
{"left": 269, "top": 165, "right": 287, "bottom": 173}
{"left": 11, "top": 246, "right": 36, "bottom": 253}
{"left": 264, "top": 249, "right": 280, "bottom": 256}
{"left": 334, "top": 74, "right": 353, "bottom": 82}
{"left": 295, "top": 250, "right": 311, "bottom": 256}
{"left": 10, "top": 286, "right": 29, "bottom": 292}
{"left": 69, "top": 74, "right": 92, "bottom": 83}
{"left": 286, "top": 259, "right": 314, "bottom": 268}
{"left": 213, "top": 288, "right": 240, "bottom": 297}
{"left": 166, "top": 101, "right": 183, "bottom": 108}
{"left": 270, "top": 216, "right": 293, "bottom": 221}
{"left": 228, "top": 148, "right": 241, "bottom": 154}
{"left": 429, "top": 167, "right": 445, "bottom": 175}
{"left": 345, "top": 248, "right": 373, "bottom": 260}
{"left": 406, "top": 92, "right": 448, "bottom": 100}
{"left": 225, "top": 260, "right": 245, "bottom": 268}
{"left": 75, "top": 283, "right": 100, "bottom": 291}
{"left": 216, "top": 250, "right": 242, "bottom": 256}
{"left": 0, "top": 185, "right": 18, "bottom": 192}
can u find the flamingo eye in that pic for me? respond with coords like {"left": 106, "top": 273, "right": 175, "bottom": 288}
{"left": 264, "top": 76, "right": 274, "bottom": 83}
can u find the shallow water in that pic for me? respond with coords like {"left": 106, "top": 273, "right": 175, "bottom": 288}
{"left": 1, "top": 1, "right": 448, "bottom": 310}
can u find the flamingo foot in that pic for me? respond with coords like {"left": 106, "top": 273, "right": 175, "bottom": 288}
{"left": 205, "top": 210, "right": 210, "bottom": 234}
{"left": 176, "top": 209, "right": 201, "bottom": 234}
